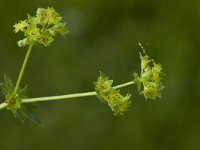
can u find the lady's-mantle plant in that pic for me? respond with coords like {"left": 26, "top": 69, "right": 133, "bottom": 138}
{"left": 0, "top": 7, "right": 164, "bottom": 123}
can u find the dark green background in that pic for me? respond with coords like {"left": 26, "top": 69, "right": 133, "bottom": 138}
{"left": 0, "top": 0, "right": 200, "bottom": 150}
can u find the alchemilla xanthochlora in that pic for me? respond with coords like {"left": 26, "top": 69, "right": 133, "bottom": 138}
{"left": 0, "top": 7, "right": 164, "bottom": 124}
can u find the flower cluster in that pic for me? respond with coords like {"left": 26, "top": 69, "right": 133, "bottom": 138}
{"left": 0, "top": 6, "right": 165, "bottom": 123}
{"left": 94, "top": 73, "right": 131, "bottom": 115}
{"left": 134, "top": 52, "right": 164, "bottom": 100}
{"left": 13, "top": 7, "right": 68, "bottom": 47}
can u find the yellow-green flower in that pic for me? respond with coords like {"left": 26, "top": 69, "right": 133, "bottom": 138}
{"left": 140, "top": 87, "right": 161, "bottom": 100}
{"left": 13, "top": 20, "right": 28, "bottom": 33}
{"left": 27, "top": 14, "right": 40, "bottom": 25}
{"left": 36, "top": 7, "right": 62, "bottom": 26}
{"left": 13, "top": 7, "right": 69, "bottom": 47}
{"left": 107, "top": 90, "right": 131, "bottom": 115}
{"left": 6, "top": 93, "right": 21, "bottom": 110}
{"left": 51, "top": 22, "right": 69, "bottom": 36}
{"left": 94, "top": 72, "right": 113, "bottom": 101}
{"left": 134, "top": 52, "right": 164, "bottom": 100}
{"left": 140, "top": 52, "right": 151, "bottom": 70}
{"left": 95, "top": 72, "right": 131, "bottom": 115}
{"left": 38, "top": 32, "right": 54, "bottom": 46}
{"left": 25, "top": 25, "right": 40, "bottom": 41}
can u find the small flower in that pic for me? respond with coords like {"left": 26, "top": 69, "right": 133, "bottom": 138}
{"left": 25, "top": 25, "right": 40, "bottom": 41}
{"left": 140, "top": 86, "right": 161, "bottom": 100}
{"left": 27, "top": 14, "right": 40, "bottom": 25}
{"left": 13, "top": 20, "right": 28, "bottom": 33}
{"left": 46, "top": 7, "right": 62, "bottom": 25}
{"left": 140, "top": 52, "right": 151, "bottom": 71}
{"left": 107, "top": 90, "right": 131, "bottom": 115}
{"left": 152, "top": 62, "right": 162, "bottom": 82}
{"left": 6, "top": 93, "right": 21, "bottom": 110}
{"left": 36, "top": 7, "right": 62, "bottom": 26}
{"left": 38, "top": 31, "right": 54, "bottom": 46}
{"left": 51, "top": 22, "right": 69, "bottom": 36}
{"left": 94, "top": 72, "right": 113, "bottom": 101}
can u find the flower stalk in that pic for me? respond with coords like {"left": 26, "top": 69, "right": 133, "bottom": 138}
{"left": 14, "top": 43, "right": 34, "bottom": 94}
{"left": 0, "top": 81, "right": 135, "bottom": 110}
{"left": 0, "top": 103, "right": 7, "bottom": 110}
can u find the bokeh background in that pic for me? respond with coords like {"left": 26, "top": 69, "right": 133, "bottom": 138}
{"left": 0, "top": 0, "right": 200, "bottom": 150}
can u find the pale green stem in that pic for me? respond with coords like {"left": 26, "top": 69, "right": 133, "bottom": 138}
{"left": 0, "top": 81, "right": 135, "bottom": 110}
{"left": 22, "top": 92, "right": 97, "bottom": 103}
{"left": 21, "top": 81, "right": 135, "bottom": 104}
{"left": 14, "top": 43, "right": 34, "bottom": 94}
{"left": 113, "top": 81, "right": 135, "bottom": 89}
{"left": 0, "top": 103, "right": 7, "bottom": 110}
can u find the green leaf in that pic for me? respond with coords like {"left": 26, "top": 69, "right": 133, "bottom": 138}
{"left": 0, "top": 75, "right": 28, "bottom": 98}
{"left": 0, "top": 75, "right": 42, "bottom": 124}
{"left": 21, "top": 103, "right": 42, "bottom": 124}
{"left": 0, "top": 75, "right": 14, "bottom": 95}
{"left": 17, "top": 85, "right": 28, "bottom": 98}
{"left": 13, "top": 103, "right": 42, "bottom": 124}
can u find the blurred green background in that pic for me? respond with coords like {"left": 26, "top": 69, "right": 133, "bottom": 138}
{"left": 0, "top": 0, "right": 200, "bottom": 150}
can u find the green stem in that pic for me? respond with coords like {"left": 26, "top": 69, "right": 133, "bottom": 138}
{"left": 21, "top": 81, "right": 135, "bottom": 104}
{"left": 14, "top": 43, "right": 34, "bottom": 94}
{"left": 0, "top": 103, "right": 7, "bottom": 110}
{"left": 22, "top": 92, "right": 97, "bottom": 103}
{"left": 113, "top": 81, "right": 135, "bottom": 89}
{"left": 0, "top": 81, "right": 135, "bottom": 110}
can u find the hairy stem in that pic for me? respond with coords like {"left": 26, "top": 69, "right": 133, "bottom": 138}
{"left": 14, "top": 43, "right": 34, "bottom": 94}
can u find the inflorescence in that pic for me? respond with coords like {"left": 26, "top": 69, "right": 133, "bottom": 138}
{"left": 14, "top": 7, "right": 68, "bottom": 47}
{"left": 0, "top": 7, "right": 165, "bottom": 123}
